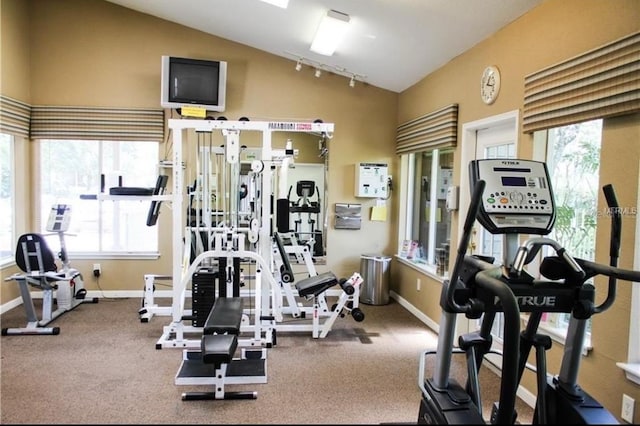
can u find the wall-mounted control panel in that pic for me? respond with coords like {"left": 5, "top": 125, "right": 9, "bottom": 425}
{"left": 355, "top": 163, "right": 388, "bottom": 198}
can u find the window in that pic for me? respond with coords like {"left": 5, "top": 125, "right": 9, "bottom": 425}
{"left": 398, "top": 148, "right": 454, "bottom": 276}
{"left": 617, "top": 170, "right": 640, "bottom": 384}
{"left": 38, "top": 140, "right": 160, "bottom": 255}
{"left": 0, "top": 133, "right": 14, "bottom": 265}
{"left": 536, "top": 119, "right": 603, "bottom": 343}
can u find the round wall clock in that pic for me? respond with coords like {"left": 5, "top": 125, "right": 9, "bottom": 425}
{"left": 480, "top": 65, "right": 501, "bottom": 105}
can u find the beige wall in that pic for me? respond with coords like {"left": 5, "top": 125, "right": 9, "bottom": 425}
{"left": 0, "top": 0, "right": 32, "bottom": 297}
{"left": 393, "top": 0, "right": 640, "bottom": 421}
{"left": 0, "top": 0, "right": 398, "bottom": 299}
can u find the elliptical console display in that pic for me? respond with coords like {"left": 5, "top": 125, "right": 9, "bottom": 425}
{"left": 469, "top": 159, "right": 555, "bottom": 235}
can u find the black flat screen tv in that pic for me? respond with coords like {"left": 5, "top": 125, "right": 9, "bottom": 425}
{"left": 160, "top": 56, "right": 227, "bottom": 112}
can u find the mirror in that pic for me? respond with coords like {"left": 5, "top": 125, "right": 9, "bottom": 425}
{"left": 185, "top": 129, "right": 328, "bottom": 261}
{"left": 246, "top": 131, "right": 328, "bottom": 262}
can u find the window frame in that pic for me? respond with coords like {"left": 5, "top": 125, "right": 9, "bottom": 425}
{"left": 396, "top": 148, "right": 454, "bottom": 278}
{"left": 36, "top": 139, "right": 161, "bottom": 259}
{"left": 0, "top": 133, "right": 15, "bottom": 267}
{"left": 616, "top": 163, "right": 640, "bottom": 385}
{"left": 531, "top": 120, "right": 605, "bottom": 351}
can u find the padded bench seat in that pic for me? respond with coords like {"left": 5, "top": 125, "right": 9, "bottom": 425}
{"left": 295, "top": 271, "right": 338, "bottom": 298}
{"left": 108, "top": 186, "right": 155, "bottom": 196}
{"left": 200, "top": 297, "right": 244, "bottom": 367}
{"left": 201, "top": 333, "right": 238, "bottom": 366}
{"left": 203, "top": 297, "right": 244, "bottom": 335}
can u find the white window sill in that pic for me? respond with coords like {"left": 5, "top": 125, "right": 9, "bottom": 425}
{"left": 617, "top": 362, "right": 640, "bottom": 386}
{"left": 70, "top": 252, "right": 160, "bottom": 260}
{"left": 394, "top": 255, "right": 447, "bottom": 282}
{"left": 0, "top": 258, "right": 16, "bottom": 269}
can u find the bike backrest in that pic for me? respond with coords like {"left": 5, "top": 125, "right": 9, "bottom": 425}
{"left": 15, "top": 233, "right": 57, "bottom": 274}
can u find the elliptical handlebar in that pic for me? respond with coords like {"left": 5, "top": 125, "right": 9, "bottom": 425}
{"left": 595, "top": 183, "right": 622, "bottom": 313}
{"left": 574, "top": 258, "right": 640, "bottom": 286}
{"left": 543, "top": 184, "right": 639, "bottom": 315}
{"left": 603, "top": 184, "right": 621, "bottom": 263}
{"left": 444, "top": 179, "right": 486, "bottom": 314}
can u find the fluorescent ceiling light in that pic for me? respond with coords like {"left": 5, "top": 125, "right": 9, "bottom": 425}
{"left": 259, "top": 0, "right": 289, "bottom": 8}
{"left": 310, "top": 10, "right": 350, "bottom": 56}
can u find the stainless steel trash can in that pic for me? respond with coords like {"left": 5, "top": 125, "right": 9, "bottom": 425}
{"left": 359, "top": 254, "right": 391, "bottom": 305}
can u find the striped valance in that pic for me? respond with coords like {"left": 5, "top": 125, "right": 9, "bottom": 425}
{"left": 0, "top": 95, "right": 31, "bottom": 138}
{"left": 396, "top": 104, "right": 458, "bottom": 155}
{"left": 30, "top": 106, "right": 165, "bottom": 141}
{"left": 523, "top": 31, "right": 640, "bottom": 133}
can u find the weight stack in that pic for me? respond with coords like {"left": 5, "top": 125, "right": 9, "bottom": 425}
{"left": 191, "top": 270, "right": 218, "bottom": 327}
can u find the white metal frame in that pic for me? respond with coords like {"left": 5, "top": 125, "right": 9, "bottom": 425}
{"left": 156, "top": 119, "right": 335, "bottom": 349}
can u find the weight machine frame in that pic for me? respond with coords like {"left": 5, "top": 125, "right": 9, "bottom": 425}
{"left": 152, "top": 118, "right": 335, "bottom": 350}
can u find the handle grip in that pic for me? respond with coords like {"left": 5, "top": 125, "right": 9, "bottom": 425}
{"left": 444, "top": 179, "right": 486, "bottom": 313}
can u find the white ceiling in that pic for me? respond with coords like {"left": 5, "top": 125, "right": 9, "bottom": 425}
{"left": 104, "top": 0, "right": 543, "bottom": 93}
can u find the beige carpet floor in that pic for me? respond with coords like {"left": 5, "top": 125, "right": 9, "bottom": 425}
{"left": 0, "top": 296, "right": 533, "bottom": 424}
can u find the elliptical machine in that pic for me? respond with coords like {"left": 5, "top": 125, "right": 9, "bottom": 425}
{"left": 418, "top": 159, "right": 640, "bottom": 424}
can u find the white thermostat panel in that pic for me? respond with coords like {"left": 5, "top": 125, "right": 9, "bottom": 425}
{"left": 355, "top": 163, "right": 388, "bottom": 198}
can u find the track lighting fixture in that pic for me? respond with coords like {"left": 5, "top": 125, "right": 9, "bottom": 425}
{"left": 287, "top": 52, "right": 367, "bottom": 88}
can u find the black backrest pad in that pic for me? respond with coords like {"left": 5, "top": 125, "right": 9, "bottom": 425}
{"left": 15, "top": 233, "right": 57, "bottom": 273}
{"left": 203, "top": 297, "right": 244, "bottom": 335}
{"left": 273, "top": 232, "right": 294, "bottom": 282}
{"left": 146, "top": 175, "right": 169, "bottom": 226}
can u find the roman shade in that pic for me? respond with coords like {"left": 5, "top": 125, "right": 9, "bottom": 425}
{"left": 523, "top": 31, "right": 640, "bottom": 133}
{"left": 396, "top": 104, "right": 458, "bottom": 155}
{"left": 30, "top": 106, "right": 165, "bottom": 141}
{"left": 0, "top": 95, "right": 31, "bottom": 138}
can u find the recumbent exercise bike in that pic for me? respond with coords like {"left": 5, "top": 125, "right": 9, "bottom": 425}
{"left": 418, "top": 159, "right": 640, "bottom": 424}
{"left": 3, "top": 204, "right": 98, "bottom": 336}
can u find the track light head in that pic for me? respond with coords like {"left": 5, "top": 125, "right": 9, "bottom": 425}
{"left": 315, "top": 68, "right": 322, "bottom": 78}
{"left": 349, "top": 75, "right": 355, "bottom": 88}
{"left": 295, "top": 59, "right": 302, "bottom": 72}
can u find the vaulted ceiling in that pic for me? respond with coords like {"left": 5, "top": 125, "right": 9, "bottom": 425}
{"left": 104, "top": 0, "right": 543, "bottom": 93}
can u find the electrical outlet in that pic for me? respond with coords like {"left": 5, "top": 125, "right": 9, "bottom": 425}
{"left": 417, "top": 278, "right": 421, "bottom": 291}
{"left": 93, "top": 263, "right": 101, "bottom": 278}
{"left": 622, "top": 394, "right": 635, "bottom": 423}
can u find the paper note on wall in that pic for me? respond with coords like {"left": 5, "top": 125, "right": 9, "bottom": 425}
{"left": 180, "top": 105, "right": 207, "bottom": 118}
{"left": 371, "top": 205, "right": 387, "bottom": 221}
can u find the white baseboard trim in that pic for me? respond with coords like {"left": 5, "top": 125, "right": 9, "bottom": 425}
{"left": 389, "top": 290, "right": 536, "bottom": 410}
{"left": 0, "top": 297, "right": 24, "bottom": 315}
{"left": 1, "top": 290, "right": 151, "bottom": 314}
{"left": 390, "top": 290, "right": 440, "bottom": 334}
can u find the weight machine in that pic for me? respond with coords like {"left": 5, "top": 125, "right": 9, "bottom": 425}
{"left": 146, "top": 118, "right": 336, "bottom": 401}
{"left": 2, "top": 204, "right": 98, "bottom": 336}
{"left": 271, "top": 231, "right": 365, "bottom": 338}
{"left": 150, "top": 118, "right": 335, "bottom": 351}
{"left": 418, "top": 159, "right": 640, "bottom": 424}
